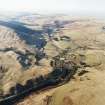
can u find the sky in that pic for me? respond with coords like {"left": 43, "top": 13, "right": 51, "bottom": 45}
{"left": 0, "top": 0, "right": 105, "bottom": 15}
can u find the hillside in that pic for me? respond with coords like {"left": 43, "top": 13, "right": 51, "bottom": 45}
{"left": 15, "top": 15, "right": 105, "bottom": 105}
{"left": 0, "top": 14, "right": 105, "bottom": 105}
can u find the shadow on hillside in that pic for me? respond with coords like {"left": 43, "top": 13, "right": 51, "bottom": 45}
{"left": 0, "top": 20, "right": 47, "bottom": 49}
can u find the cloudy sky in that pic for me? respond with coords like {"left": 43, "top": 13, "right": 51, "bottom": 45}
{"left": 0, "top": 0, "right": 105, "bottom": 14}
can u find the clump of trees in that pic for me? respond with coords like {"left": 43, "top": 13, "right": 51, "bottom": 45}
{"left": 42, "top": 24, "right": 54, "bottom": 39}
{"left": 35, "top": 48, "right": 45, "bottom": 65}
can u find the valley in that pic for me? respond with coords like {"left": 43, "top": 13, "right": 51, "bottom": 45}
{"left": 0, "top": 14, "right": 105, "bottom": 105}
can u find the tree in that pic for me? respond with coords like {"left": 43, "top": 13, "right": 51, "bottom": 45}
{"left": 43, "top": 24, "right": 54, "bottom": 39}
{"left": 35, "top": 48, "right": 45, "bottom": 65}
